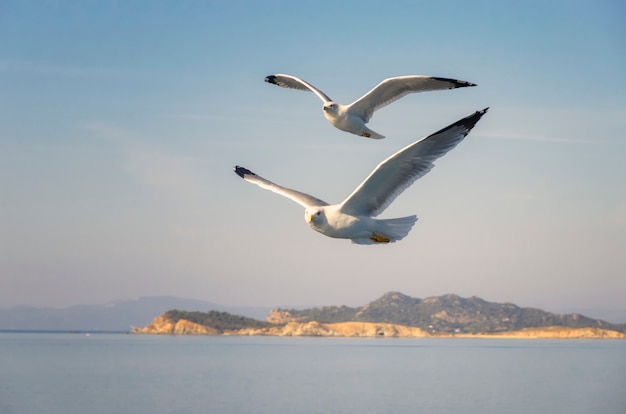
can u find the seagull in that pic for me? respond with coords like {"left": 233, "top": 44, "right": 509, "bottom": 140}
{"left": 264, "top": 73, "right": 476, "bottom": 139}
{"left": 234, "top": 108, "right": 488, "bottom": 244}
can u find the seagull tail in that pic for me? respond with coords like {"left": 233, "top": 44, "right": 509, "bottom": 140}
{"left": 360, "top": 126, "right": 385, "bottom": 140}
{"left": 351, "top": 215, "right": 418, "bottom": 245}
{"left": 379, "top": 215, "right": 418, "bottom": 241}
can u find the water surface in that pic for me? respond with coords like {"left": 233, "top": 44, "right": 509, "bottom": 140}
{"left": 1, "top": 333, "right": 624, "bottom": 414}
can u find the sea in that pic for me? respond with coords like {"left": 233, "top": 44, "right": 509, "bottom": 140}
{"left": 1, "top": 333, "right": 625, "bottom": 414}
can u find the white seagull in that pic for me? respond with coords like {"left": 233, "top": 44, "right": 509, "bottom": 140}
{"left": 234, "top": 108, "right": 488, "bottom": 244}
{"left": 265, "top": 73, "right": 476, "bottom": 139}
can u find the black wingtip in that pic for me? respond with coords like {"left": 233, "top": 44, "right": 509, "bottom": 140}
{"left": 234, "top": 165, "right": 255, "bottom": 178}
{"left": 431, "top": 107, "right": 489, "bottom": 137}
{"left": 453, "top": 80, "right": 477, "bottom": 88}
{"left": 264, "top": 75, "right": 278, "bottom": 84}
{"left": 432, "top": 77, "right": 477, "bottom": 89}
{"left": 462, "top": 107, "right": 489, "bottom": 130}
{"left": 460, "top": 107, "right": 489, "bottom": 130}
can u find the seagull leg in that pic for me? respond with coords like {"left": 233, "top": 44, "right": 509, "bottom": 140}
{"left": 369, "top": 233, "right": 390, "bottom": 243}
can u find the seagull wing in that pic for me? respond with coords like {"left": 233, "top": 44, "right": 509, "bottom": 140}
{"left": 339, "top": 108, "right": 488, "bottom": 217}
{"left": 264, "top": 74, "right": 333, "bottom": 104}
{"left": 348, "top": 76, "right": 477, "bottom": 122}
{"left": 234, "top": 166, "right": 329, "bottom": 209}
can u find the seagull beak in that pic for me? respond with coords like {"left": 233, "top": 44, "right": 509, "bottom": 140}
{"left": 305, "top": 213, "right": 312, "bottom": 223}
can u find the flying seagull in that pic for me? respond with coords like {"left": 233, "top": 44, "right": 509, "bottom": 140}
{"left": 264, "top": 73, "right": 476, "bottom": 139}
{"left": 234, "top": 107, "right": 488, "bottom": 244}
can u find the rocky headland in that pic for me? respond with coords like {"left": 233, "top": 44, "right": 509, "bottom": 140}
{"left": 133, "top": 292, "right": 626, "bottom": 339}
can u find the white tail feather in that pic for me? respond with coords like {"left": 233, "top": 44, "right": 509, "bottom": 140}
{"left": 351, "top": 216, "right": 418, "bottom": 245}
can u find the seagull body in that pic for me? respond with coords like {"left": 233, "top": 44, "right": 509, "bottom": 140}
{"left": 234, "top": 108, "right": 488, "bottom": 244}
{"left": 265, "top": 74, "right": 477, "bottom": 139}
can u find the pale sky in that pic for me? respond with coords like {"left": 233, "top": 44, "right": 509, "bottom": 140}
{"left": 1, "top": 1, "right": 625, "bottom": 322}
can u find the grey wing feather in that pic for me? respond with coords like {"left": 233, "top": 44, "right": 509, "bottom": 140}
{"left": 264, "top": 74, "right": 333, "bottom": 103}
{"left": 349, "top": 76, "right": 477, "bottom": 122}
{"left": 339, "top": 108, "right": 488, "bottom": 217}
{"left": 234, "top": 166, "right": 329, "bottom": 208}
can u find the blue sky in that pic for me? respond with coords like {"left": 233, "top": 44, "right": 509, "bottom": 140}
{"left": 1, "top": 1, "right": 625, "bottom": 322}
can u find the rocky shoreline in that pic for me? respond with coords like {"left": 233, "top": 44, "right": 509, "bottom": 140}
{"left": 132, "top": 316, "right": 626, "bottom": 339}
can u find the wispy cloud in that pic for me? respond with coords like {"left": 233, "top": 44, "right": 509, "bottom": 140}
{"left": 81, "top": 121, "right": 207, "bottom": 200}
{"left": 480, "top": 130, "right": 598, "bottom": 144}
{"left": 480, "top": 106, "right": 626, "bottom": 145}
{"left": 169, "top": 110, "right": 294, "bottom": 124}
{"left": 0, "top": 58, "right": 146, "bottom": 79}
{"left": 81, "top": 122, "right": 139, "bottom": 144}
{"left": 124, "top": 152, "right": 207, "bottom": 198}
{"left": 170, "top": 113, "right": 253, "bottom": 122}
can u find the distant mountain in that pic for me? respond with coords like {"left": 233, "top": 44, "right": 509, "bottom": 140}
{"left": 0, "top": 297, "right": 272, "bottom": 331}
{"left": 269, "top": 292, "right": 626, "bottom": 334}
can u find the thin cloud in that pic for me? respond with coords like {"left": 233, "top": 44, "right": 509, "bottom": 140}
{"left": 480, "top": 106, "right": 626, "bottom": 144}
{"left": 480, "top": 130, "right": 598, "bottom": 144}
{"left": 0, "top": 58, "right": 151, "bottom": 79}
{"left": 124, "top": 152, "right": 207, "bottom": 198}
{"left": 170, "top": 111, "right": 295, "bottom": 124}
{"left": 81, "top": 122, "right": 139, "bottom": 144}
{"left": 170, "top": 113, "right": 246, "bottom": 122}
{"left": 81, "top": 121, "right": 208, "bottom": 200}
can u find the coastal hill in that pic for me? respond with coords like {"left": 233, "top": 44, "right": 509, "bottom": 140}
{"left": 134, "top": 292, "right": 626, "bottom": 338}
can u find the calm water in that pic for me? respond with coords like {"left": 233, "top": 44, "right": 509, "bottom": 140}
{"left": 1, "top": 333, "right": 625, "bottom": 414}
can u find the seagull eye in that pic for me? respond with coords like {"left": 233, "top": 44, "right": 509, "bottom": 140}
{"left": 316, "top": 211, "right": 321, "bottom": 216}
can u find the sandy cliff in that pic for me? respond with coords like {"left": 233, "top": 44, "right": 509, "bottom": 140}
{"left": 235, "top": 321, "right": 430, "bottom": 337}
{"left": 457, "top": 326, "right": 625, "bottom": 339}
{"left": 135, "top": 315, "right": 220, "bottom": 335}
{"left": 134, "top": 318, "right": 430, "bottom": 337}
{"left": 133, "top": 315, "right": 625, "bottom": 338}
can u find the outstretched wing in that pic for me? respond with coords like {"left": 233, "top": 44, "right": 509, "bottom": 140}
{"left": 234, "top": 166, "right": 329, "bottom": 209}
{"left": 349, "top": 75, "right": 476, "bottom": 122}
{"left": 339, "top": 108, "right": 488, "bottom": 217}
{"left": 264, "top": 74, "right": 333, "bottom": 104}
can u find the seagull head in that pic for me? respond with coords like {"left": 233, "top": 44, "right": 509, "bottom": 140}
{"left": 304, "top": 208, "right": 324, "bottom": 225}
{"left": 322, "top": 102, "right": 337, "bottom": 113}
